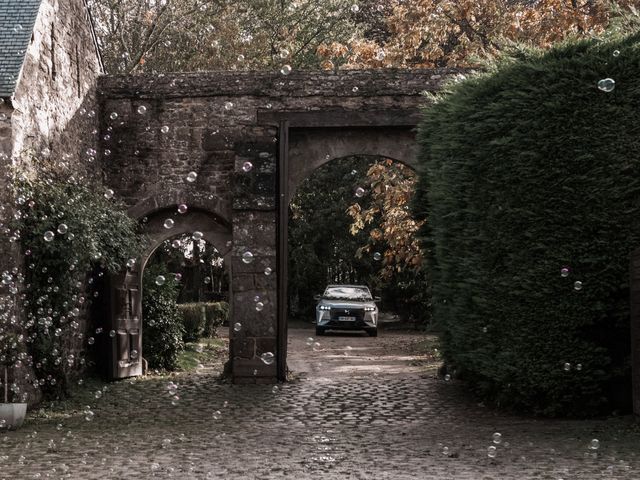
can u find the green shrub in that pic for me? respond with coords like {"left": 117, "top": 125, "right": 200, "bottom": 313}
{"left": 12, "top": 160, "right": 144, "bottom": 399}
{"left": 177, "top": 302, "right": 229, "bottom": 342}
{"left": 142, "top": 265, "right": 184, "bottom": 370}
{"left": 177, "top": 304, "right": 206, "bottom": 342}
{"left": 415, "top": 33, "right": 640, "bottom": 416}
{"left": 203, "top": 302, "right": 229, "bottom": 337}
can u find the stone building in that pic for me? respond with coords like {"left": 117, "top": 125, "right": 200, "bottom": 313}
{"left": 0, "top": 0, "right": 101, "bottom": 165}
{"left": 0, "top": 0, "right": 102, "bottom": 403}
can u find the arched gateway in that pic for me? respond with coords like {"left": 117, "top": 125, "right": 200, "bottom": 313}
{"left": 100, "top": 69, "right": 461, "bottom": 383}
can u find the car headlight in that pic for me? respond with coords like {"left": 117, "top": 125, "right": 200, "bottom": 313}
{"left": 318, "top": 305, "right": 331, "bottom": 311}
{"left": 365, "top": 306, "right": 376, "bottom": 312}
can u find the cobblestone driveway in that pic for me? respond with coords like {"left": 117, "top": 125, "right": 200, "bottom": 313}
{"left": 1, "top": 326, "right": 639, "bottom": 479}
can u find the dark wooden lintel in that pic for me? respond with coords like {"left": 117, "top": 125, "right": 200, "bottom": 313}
{"left": 257, "top": 109, "right": 422, "bottom": 128}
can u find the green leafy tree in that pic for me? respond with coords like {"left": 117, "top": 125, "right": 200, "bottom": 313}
{"left": 288, "top": 157, "right": 377, "bottom": 318}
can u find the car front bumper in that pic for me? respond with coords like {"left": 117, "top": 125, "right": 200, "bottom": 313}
{"left": 316, "top": 309, "right": 377, "bottom": 329}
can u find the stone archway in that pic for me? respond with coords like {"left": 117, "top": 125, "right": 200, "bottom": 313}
{"left": 270, "top": 111, "right": 423, "bottom": 380}
{"left": 99, "top": 69, "right": 455, "bottom": 383}
{"left": 287, "top": 127, "right": 419, "bottom": 203}
{"left": 104, "top": 199, "right": 232, "bottom": 379}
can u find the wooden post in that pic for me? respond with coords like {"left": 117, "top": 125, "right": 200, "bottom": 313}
{"left": 630, "top": 248, "right": 640, "bottom": 415}
{"left": 276, "top": 120, "right": 290, "bottom": 382}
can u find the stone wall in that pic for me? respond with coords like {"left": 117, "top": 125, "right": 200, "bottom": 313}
{"left": 3, "top": 0, "right": 102, "bottom": 403}
{"left": 98, "top": 69, "right": 457, "bottom": 383}
{"left": 11, "top": 0, "right": 101, "bottom": 164}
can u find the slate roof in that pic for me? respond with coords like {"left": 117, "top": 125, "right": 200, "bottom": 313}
{"left": 0, "top": 0, "right": 42, "bottom": 97}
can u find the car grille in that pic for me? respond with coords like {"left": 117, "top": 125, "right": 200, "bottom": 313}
{"left": 330, "top": 308, "right": 365, "bottom": 322}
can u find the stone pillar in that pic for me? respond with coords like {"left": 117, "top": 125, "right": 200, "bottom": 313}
{"left": 230, "top": 127, "right": 278, "bottom": 383}
{"left": 630, "top": 248, "right": 640, "bottom": 416}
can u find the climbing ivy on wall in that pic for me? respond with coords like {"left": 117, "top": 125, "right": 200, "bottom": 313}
{"left": 415, "top": 32, "right": 640, "bottom": 416}
{"left": 9, "top": 159, "right": 144, "bottom": 400}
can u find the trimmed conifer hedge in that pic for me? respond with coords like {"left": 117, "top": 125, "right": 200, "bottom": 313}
{"left": 415, "top": 32, "right": 640, "bottom": 416}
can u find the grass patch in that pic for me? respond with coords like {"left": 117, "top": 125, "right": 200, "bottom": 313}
{"left": 176, "top": 338, "right": 226, "bottom": 372}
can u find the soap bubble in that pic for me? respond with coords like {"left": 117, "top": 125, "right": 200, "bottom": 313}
{"left": 163, "top": 218, "right": 175, "bottom": 229}
{"left": 126, "top": 258, "right": 136, "bottom": 268}
{"left": 355, "top": 187, "right": 365, "bottom": 198}
{"left": 280, "top": 65, "right": 292, "bottom": 75}
{"left": 590, "top": 439, "right": 600, "bottom": 450}
{"left": 306, "top": 337, "right": 314, "bottom": 346}
{"left": 560, "top": 267, "right": 570, "bottom": 277}
{"left": 224, "top": 101, "right": 234, "bottom": 110}
{"left": 255, "top": 302, "right": 264, "bottom": 312}
{"left": 237, "top": 54, "right": 245, "bottom": 62}
{"left": 597, "top": 78, "right": 615, "bottom": 92}
{"left": 88, "top": 337, "right": 95, "bottom": 345}
{"left": 186, "top": 171, "right": 198, "bottom": 182}
{"left": 487, "top": 446, "right": 497, "bottom": 458}
{"left": 613, "top": 50, "right": 620, "bottom": 57}
{"left": 233, "top": 322, "right": 242, "bottom": 332}
{"left": 192, "top": 231, "right": 203, "bottom": 241}
{"left": 260, "top": 352, "right": 275, "bottom": 365}
{"left": 573, "top": 281, "right": 583, "bottom": 291}
{"left": 131, "top": 350, "right": 138, "bottom": 359}
{"left": 242, "top": 251, "right": 254, "bottom": 264}
{"left": 563, "top": 362, "right": 571, "bottom": 371}
{"left": 155, "top": 275, "right": 166, "bottom": 286}
{"left": 160, "top": 125, "right": 170, "bottom": 134}
{"left": 172, "top": 239, "right": 181, "bottom": 248}
{"left": 242, "top": 161, "right": 253, "bottom": 172}
{"left": 352, "top": 86, "right": 359, "bottom": 93}
{"left": 350, "top": 4, "right": 360, "bottom": 13}
{"left": 44, "top": 231, "right": 55, "bottom": 242}
{"left": 444, "top": 374, "right": 451, "bottom": 381}
{"left": 137, "top": 105, "right": 147, "bottom": 114}
{"left": 373, "top": 252, "right": 382, "bottom": 261}
{"left": 109, "top": 112, "right": 118, "bottom": 120}
{"left": 109, "top": 330, "right": 116, "bottom": 337}
{"left": 104, "top": 189, "right": 114, "bottom": 200}
{"left": 576, "top": 363, "right": 583, "bottom": 371}
{"left": 57, "top": 224, "right": 68, "bottom": 234}
{"left": 492, "top": 433, "right": 502, "bottom": 444}
{"left": 178, "top": 204, "right": 188, "bottom": 214}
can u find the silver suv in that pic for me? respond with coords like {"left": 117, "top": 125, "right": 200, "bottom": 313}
{"left": 314, "top": 285, "right": 379, "bottom": 337}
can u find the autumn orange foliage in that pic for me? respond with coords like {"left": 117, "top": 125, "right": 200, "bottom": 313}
{"left": 322, "top": 0, "right": 640, "bottom": 69}
{"left": 347, "top": 160, "right": 424, "bottom": 279}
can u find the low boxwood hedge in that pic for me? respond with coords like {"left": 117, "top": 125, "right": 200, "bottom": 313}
{"left": 178, "top": 302, "right": 229, "bottom": 342}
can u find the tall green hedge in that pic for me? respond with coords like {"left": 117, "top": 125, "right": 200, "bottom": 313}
{"left": 415, "top": 33, "right": 640, "bottom": 416}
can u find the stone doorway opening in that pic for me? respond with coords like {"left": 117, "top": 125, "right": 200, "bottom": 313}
{"left": 285, "top": 153, "right": 422, "bottom": 376}
{"left": 141, "top": 232, "right": 230, "bottom": 373}
{"left": 101, "top": 203, "right": 232, "bottom": 380}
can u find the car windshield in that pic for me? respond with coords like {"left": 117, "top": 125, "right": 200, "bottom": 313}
{"left": 323, "top": 286, "right": 372, "bottom": 301}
